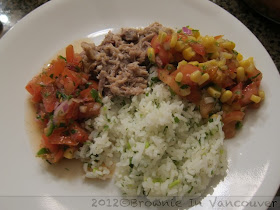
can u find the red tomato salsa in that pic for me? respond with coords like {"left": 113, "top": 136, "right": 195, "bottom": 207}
{"left": 26, "top": 45, "right": 101, "bottom": 163}
{"left": 147, "top": 27, "right": 264, "bottom": 139}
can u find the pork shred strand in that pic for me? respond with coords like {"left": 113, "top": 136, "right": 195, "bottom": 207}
{"left": 81, "top": 22, "right": 172, "bottom": 97}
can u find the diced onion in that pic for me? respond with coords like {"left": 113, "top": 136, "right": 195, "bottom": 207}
{"left": 204, "top": 97, "right": 215, "bottom": 104}
{"left": 182, "top": 27, "right": 192, "bottom": 35}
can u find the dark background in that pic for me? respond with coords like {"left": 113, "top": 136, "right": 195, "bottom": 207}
{"left": 0, "top": 0, "right": 279, "bottom": 198}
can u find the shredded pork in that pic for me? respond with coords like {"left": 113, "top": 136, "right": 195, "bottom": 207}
{"left": 81, "top": 22, "right": 172, "bottom": 97}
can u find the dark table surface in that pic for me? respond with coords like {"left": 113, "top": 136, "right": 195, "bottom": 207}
{"left": 0, "top": 0, "right": 279, "bottom": 199}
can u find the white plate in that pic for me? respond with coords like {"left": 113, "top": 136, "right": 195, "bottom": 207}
{"left": 0, "top": 0, "right": 279, "bottom": 209}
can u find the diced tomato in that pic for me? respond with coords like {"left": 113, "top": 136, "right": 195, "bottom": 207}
{"left": 158, "top": 46, "right": 170, "bottom": 65}
{"left": 79, "top": 102, "right": 101, "bottom": 119}
{"left": 66, "top": 45, "right": 74, "bottom": 63}
{"left": 42, "top": 134, "right": 59, "bottom": 153}
{"left": 189, "top": 53, "right": 204, "bottom": 63}
{"left": 222, "top": 76, "right": 235, "bottom": 88}
{"left": 222, "top": 111, "right": 245, "bottom": 139}
{"left": 25, "top": 76, "right": 42, "bottom": 103}
{"left": 249, "top": 102, "right": 261, "bottom": 109}
{"left": 79, "top": 88, "right": 93, "bottom": 101}
{"left": 69, "top": 123, "right": 89, "bottom": 143}
{"left": 41, "top": 135, "right": 64, "bottom": 163}
{"left": 223, "top": 121, "right": 237, "bottom": 139}
{"left": 151, "top": 35, "right": 161, "bottom": 53}
{"left": 189, "top": 43, "right": 205, "bottom": 56}
{"left": 46, "top": 129, "right": 79, "bottom": 146}
{"left": 173, "top": 52, "right": 184, "bottom": 62}
{"left": 170, "top": 64, "right": 200, "bottom": 86}
{"left": 47, "top": 59, "right": 65, "bottom": 78}
{"left": 79, "top": 82, "right": 99, "bottom": 102}
{"left": 158, "top": 69, "right": 181, "bottom": 95}
{"left": 41, "top": 84, "right": 58, "bottom": 113}
{"left": 177, "top": 34, "right": 188, "bottom": 42}
{"left": 229, "top": 83, "right": 242, "bottom": 103}
{"left": 186, "top": 86, "right": 201, "bottom": 105}
{"left": 222, "top": 111, "right": 245, "bottom": 125}
{"left": 52, "top": 149, "right": 64, "bottom": 163}
{"left": 80, "top": 72, "right": 90, "bottom": 81}
{"left": 214, "top": 35, "right": 223, "bottom": 40}
{"left": 64, "top": 100, "right": 79, "bottom": 121}
{"left": 247, "top": 68, "right": 262, "bottom": 82}
{"left": 61, "top": 68, "right": 82, "bottom": 94}
{"left": 242, "top": 82, "right": 260, "bottom": 105}
{"left": 227, "top": 60, "right": 237, "bottom": 74}
{"left": 199, "top": 96, "right": 215, "bottom": 118}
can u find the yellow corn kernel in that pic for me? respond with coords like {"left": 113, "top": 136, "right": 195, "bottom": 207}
{"left": 250, "top": 94, "right": 261, "bottom": 103}
{"left": 201, "top": 36, "right": 215, "bottom": 48}
{"left": 207, "top": 86, "right": 221, "bottom": 98}
{"left": 188, "top": 36, "right": 197, "bottom": 42}
{"left": 218, "top": 58, "right": 226, "bottom": 67}
{"left": 182, "top": 47, "right": 195, "bottom": 60}
{"left": 63, "top": 148, "right": 75, "bottom": 159}
{"left": 210, "top": 114, "right": 219, "bottom": 119}
{"left": 178, "top": 60, "right": 188, "bottom": 68}
{"left": 246, "top": 65, "right": 254, "bottom": 74}
{"left": 237, "top": 53, "right": 243, "bottom": 61}
{"left": 221, "top": 52, "right": 233, "bottom": 60}
{"left": 188, "top": 61, "right": 199, "bottom": 66}
{"left": 190, "top": 70, "right": 202, "bottom": 83}
{"left": 220, "top": 90, "right": 233, "bottom": 103}
{"left": 239, "top": 57, "right": 254, "bottom": 74}
{"left": 192, "top": 30, "right": 200, "bottom": 38}
{"left": 158, "top": 30, "right": 167, "bottom": 43}
{"left": 179, "top": 87, "right": 191, "bottom": 96}
{"left": 258, "top": 90, "right": 265, "bottom": 100}
{"left": 210, "top": 51, "right": 219, "bottom": 59}
{"left": 175, "top": 72, "right": 183, "bottom": 82}
{"left": 170, "top": 33, "right": 177, "bottom": 48}
{"left": 198, "top": 73, "right": 210, "bottom": 85}
{"left": 174, "top": 40, "right": 186, "bottom": 52}
{"left": 147, "top": 47, "right": 155, "bottom": 63}
{"left": 236, "top": 66, "right": 245, "bottom": 82}
{"left": 221, "top": 41, "right": 235, "bottom": 50}
{"left": 220, "top": 65, "right": 228, "bottom": 71}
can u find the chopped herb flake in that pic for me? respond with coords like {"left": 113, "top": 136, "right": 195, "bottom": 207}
{"left": 232, "top": 50, "right": 238, "bottom": 56}
{"left": 90, "top": 89, "right": 102, "bottom": 103}
{"left": 181, "top": 84, "right": 189, "bottom": 89}
{"left": 45, "top": 120, "right": 55, "bottom": 137}
{"left": 235, "top": 121, "right": 243, "bottom": 130}
{"left": 249, "top": 73, "right": 261, "bottom": 80}
{"left": 169, "top": 180, "right": 180, "bottom": 188}
{"left": 177, "top": 29, "right": 182, "bottom": 33}
{"left": 58, "top": 55, "right": 67, "bottom": 61}
{"left": 188, "top": 186, "right": 194, "bottom": 193}
{"left": 151, "top": 77, "right": 160, "bottom": 83}
{"left": 104, "top": 125, "right": 109, "bottom": 131}
{"left": 174, "top": 117, "right": 180, "bottom": 123}
{"left": 145, "top": 141, "right": 150, "bottom": 149}
{"left": 36, "top": 148, "right": 50, "bottom": 156}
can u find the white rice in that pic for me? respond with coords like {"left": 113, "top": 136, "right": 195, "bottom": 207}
{"left": 76, "top": 82, "right": 227, "bottom": 198}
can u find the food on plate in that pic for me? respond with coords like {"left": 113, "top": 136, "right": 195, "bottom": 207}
{"left": 26, "top": 22, "right": 264, "bottom": 197}
{"left": 26, "top": 45, "right": 101, "bottom": 163}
